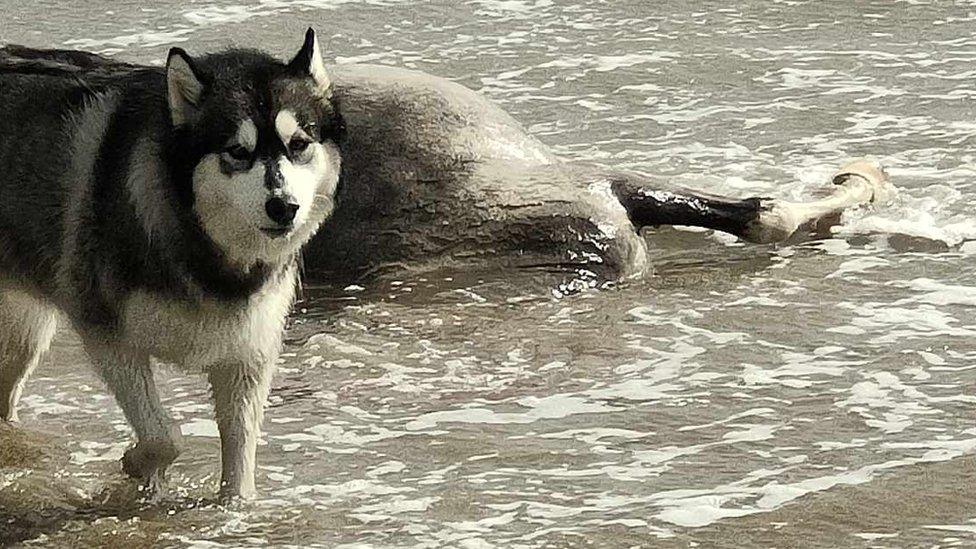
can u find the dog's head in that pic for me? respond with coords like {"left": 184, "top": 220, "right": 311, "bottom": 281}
{"left": 167, "top": 28, "right": 343, "bottom": 270}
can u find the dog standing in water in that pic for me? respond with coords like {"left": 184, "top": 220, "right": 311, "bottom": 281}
{"left": 0, "top": 29, "right": 343, "bottom": 500}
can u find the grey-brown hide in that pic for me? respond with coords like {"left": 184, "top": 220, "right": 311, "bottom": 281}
{"left": 306, "top": 64, "right": 649, "bottom": 281}
{"left": 306, "top": 64, "right": 893, "bottom": 282}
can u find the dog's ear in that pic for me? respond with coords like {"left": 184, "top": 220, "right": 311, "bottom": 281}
{"left": 167, "top": 48, "right": 205, "bottom": 127}
{"left": 288, "top": 27, "right": 331, "bottom": 96}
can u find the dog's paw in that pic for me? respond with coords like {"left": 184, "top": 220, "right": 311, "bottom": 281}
{"left": 0, "top": 398, "right": 20, "bottom": 423}
{"left": 217, "top": 491, "right": 246, "bottom": 508}
{"left": 217, "top": 486, "right": 256, "bottom": 507}
{"left": 121, "top": 437, "right": 181, "bottom": 483}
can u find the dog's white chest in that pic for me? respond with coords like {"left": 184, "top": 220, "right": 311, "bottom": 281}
{"left": 119, "top": 281, "right": 295, "bottom": 369}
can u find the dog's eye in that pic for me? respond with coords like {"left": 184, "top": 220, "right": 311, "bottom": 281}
{"left": 224, "top": 145, "right": 251, "bottom": 162}
{"left": 289, "top": 138, "right": 311, "bottom": 156}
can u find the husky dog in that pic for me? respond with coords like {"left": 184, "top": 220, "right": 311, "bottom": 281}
{"left": 0, "top": 29, "right": 343, "bottom": 500}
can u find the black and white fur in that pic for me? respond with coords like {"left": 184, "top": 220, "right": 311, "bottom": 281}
{"left": 0, "top": 28, "right": 342, "bottom": 500}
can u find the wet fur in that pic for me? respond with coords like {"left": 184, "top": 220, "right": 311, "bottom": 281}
{"left": 0, "top": 32, "right": 342, "bottom": 499}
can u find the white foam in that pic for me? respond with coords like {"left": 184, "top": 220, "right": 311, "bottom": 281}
{"left": 893, "top": 278, "right": 976, "bottom": 306}
{"left": 404, "top": 394, "right": 619, "bottom": 431}
{"left": 181, "top": 418, "right": 219, "bottom": 437}
{"left": 826, "top": 257, "right": 890, "bottom": 279}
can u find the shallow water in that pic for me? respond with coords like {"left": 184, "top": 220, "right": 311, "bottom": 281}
{"left": 3, "top": 1, "right": 976, "bottom": 547}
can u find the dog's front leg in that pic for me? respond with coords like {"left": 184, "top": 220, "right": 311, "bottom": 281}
{"left": 86, "top": 342, "right": 182, "bottom": 496}
{"left": 208, "top": 360, "right": 274, "bottom": 502}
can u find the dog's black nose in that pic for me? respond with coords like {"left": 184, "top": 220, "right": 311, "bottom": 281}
{"left": 265, "top": 196, "right": 299, "bottom": 225}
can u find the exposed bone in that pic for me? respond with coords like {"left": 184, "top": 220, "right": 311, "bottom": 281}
{"left": 744, "top": 159, "right": 894, "bottom": 244}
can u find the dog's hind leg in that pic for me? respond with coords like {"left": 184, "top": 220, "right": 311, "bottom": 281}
{"left": 0, "top": 291, "right": 57, "bottom": 422}
{"left": 612, "top": 159, "right": 894, "bottom": 244}
{"left": 85, "top": 343, "right": 181, "bottom": 493}
{"left": 208, "top": 361, "right": 274, "bottom": 502}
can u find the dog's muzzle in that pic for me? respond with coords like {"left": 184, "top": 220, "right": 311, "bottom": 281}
{"left": 265, "top": 195, "right": 299, "bottom": 226}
